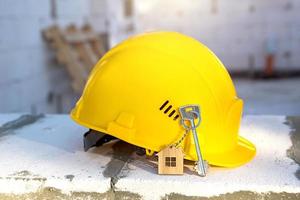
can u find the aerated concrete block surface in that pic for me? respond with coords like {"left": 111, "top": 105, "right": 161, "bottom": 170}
{"left": 0, "top": 114, "right": 112, "bottom": 199}
{"left": 116, "top": 116, "right": 300, "bottom": 200}
{"left": 0, "top": 114, "right": 299, "bottom": 200}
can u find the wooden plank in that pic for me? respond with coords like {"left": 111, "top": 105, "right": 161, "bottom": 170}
{"left": 63, "top": 25, "right": 99, "bottom": 71}
{"left": 43, "top": 25, "right": 88, "bottom": 93}
{"left": 42, "top": 23, "right": 108, "bottom": 94}
{"left": 82, "top": 24, "right": 108, "bottom": 58}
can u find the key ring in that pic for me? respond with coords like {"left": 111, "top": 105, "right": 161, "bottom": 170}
{"left": 179, "top": 105, "right": 201, "bottom": 130}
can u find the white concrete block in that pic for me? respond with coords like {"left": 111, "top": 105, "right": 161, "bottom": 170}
{"left": 56, "top": 0, "right": 90, "bottom": 18}
{"left": 290, "top": 44, "right": 300, "bottom": 69}
{"left": 0, "top": 114, "right": 300, "bottom": 198}
{"left": 90, "top": 0, "right": 107, "bottom": 16}
{"left": 135, "top": 0, "right": 300, "bottom": 72}
{"left": 15, "top": 19, "right": 44, "bottom": 48}
{"left": 25, "top": 0, "right": 51, "bottom": 17}
{"left": 0, "top": 17, "right": 48, "bottom": 50}
{"left": 0, "top": 82, "right": 22, "bottom": 113}
{"left": 18, "top": 73, "right": 51, "bottom": 112}
{"left": 0, "top": 50, "right": 21, "bottom": 84}
{"left": 0, "top": 113, "right": 22, "bottom": 125}
{"left": 0, "top": 19, "right": 21, "bottom": 50}
{"left": 0, "top": 114, "right": 111, "bottom": 194}
{"left": 0, "top": 0, "right": 50, "bottom": 17}
{"left": 0, "top": 0, "right": 27, "bottom": 16}
{"left": 115, "top": 116, "right": 300, "bottom": 200}
{"left": 0, "top": 46, "right": 49, "bottom": 84}
{"left": 0, "top": 45, "right": 70, "bottom": 113}
{"left": 56, "top": 17, "right": 86, "bottom": 27}
{"left": 89, "top": 16, "right": 108, "bottom": 32}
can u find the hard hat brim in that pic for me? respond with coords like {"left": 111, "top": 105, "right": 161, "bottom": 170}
{"left": 71, "top": 111, "right": 256, "bottom": 168}
{"left": 207, "top": 136, "right": 256, "bottom": 168}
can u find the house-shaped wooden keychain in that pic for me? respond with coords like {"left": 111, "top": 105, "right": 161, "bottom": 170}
{"left": 157, "top": 146, "right": 184, "bottom": 175}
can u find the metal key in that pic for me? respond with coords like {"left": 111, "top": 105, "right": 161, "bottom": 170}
{"left": 179, "top": 105, "right": 208, "bottom": 177}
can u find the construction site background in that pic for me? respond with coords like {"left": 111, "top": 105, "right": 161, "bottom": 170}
{"left": 0, "top": 0, "right": 299, "bottom": 114}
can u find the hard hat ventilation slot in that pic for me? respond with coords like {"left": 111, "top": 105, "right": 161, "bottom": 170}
{"left": 159, "top": 100, "right": 180, "bottom": 121}
{"left": 168, "top": 110, "right": 175, "bottom": 117}
{"left": 173, "top": 115, "right": 179, "bottom": 120}
{"left": 160, "top": 100, "right": 169, "bottom": 110}
{"left": 164, "top": 105, "right": 172, "bottom": 114}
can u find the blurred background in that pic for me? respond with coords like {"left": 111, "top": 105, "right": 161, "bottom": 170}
{"left": 0, "top": 0, "right": 299, "bottom": 115}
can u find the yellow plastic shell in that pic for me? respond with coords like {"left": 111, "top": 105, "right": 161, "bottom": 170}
{"left": 71, "top": 31, "right": 256, "bottom": 167}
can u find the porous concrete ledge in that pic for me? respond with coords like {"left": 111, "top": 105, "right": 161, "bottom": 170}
{"left": 0, "top": 114, "right": 299, "bottom": 200}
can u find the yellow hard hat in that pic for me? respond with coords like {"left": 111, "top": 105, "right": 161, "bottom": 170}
{"left": 71, "top": 31, "right": 256, "bottom": 167}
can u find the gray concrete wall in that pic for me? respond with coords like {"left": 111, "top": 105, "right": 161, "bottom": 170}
{"left": 135, "top": 0, "right": 300, "bottom": 72}
{"left": 0, "top": 0, "right": 299, "bottom": 113}
{"left": 0, "top": 0, "right": 108, "bottom": 113}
